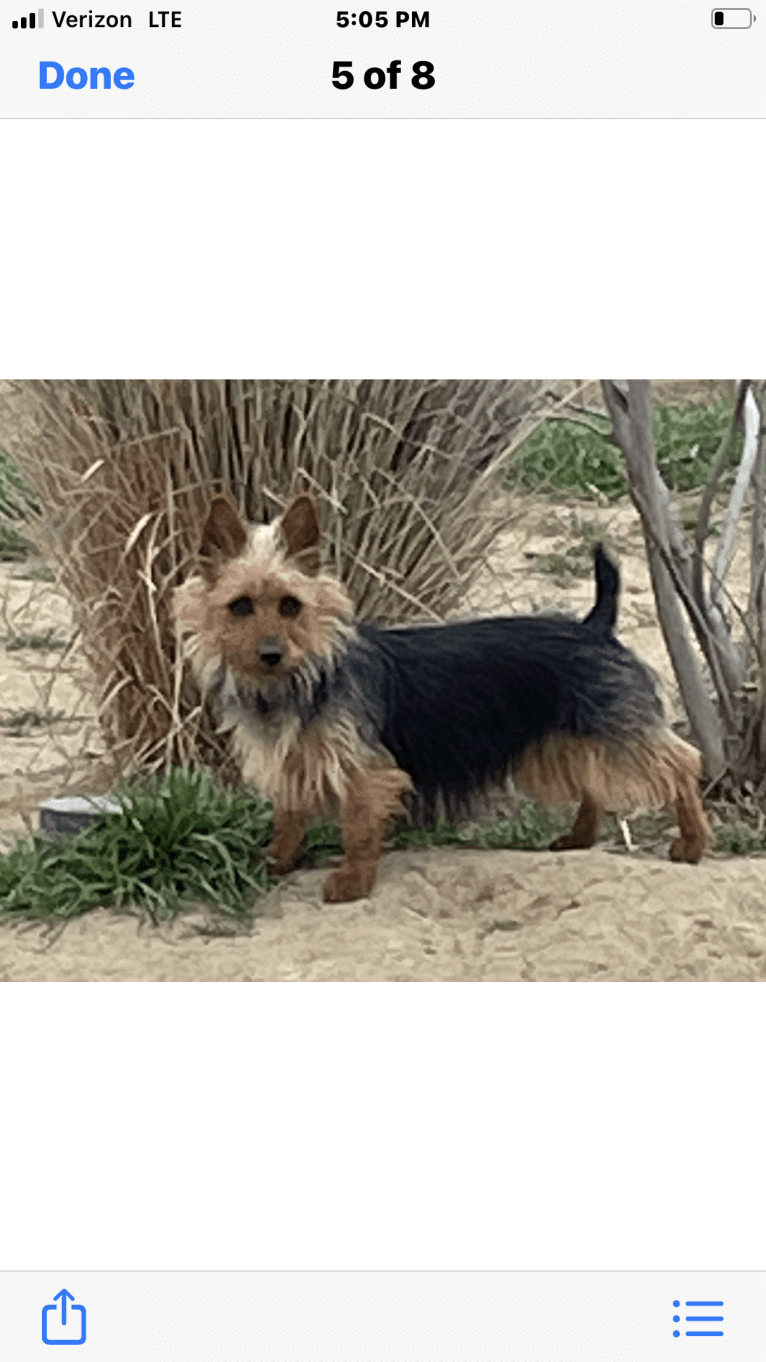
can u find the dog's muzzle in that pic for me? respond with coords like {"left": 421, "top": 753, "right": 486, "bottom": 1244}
{"left": 258, "top": 640, "right": 284, "bottom": 668}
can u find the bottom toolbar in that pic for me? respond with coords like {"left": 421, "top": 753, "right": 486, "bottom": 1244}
{"left": 1, "top": 1271, "right": 763, "bottom": 1361}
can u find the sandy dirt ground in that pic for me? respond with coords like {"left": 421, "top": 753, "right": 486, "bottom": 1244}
{"left": 1, "top": 484, "right": 764, "bottom": 983}
{"left": 2, "top": 848, "right": 765, "bottom": 982}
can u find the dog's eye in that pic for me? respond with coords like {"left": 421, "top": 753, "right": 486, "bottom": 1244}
{"left": 278, "top": 595, "right": 302, "bottom": 619}
{"left": 228, "top": 596, "right": 253, "bottom": 617}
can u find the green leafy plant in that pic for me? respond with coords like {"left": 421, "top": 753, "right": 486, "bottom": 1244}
{"left": 0, "top": 768, "right": 275, "bottom": 924}
{"left": 506, "top": 399, "right": 742, "bottom": 501}
{"left": 653, "top": 399, "right": 743, "bottom": 492}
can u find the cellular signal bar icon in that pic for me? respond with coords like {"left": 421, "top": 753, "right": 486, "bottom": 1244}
{"left": 12, "top": 8, "right": 44, "bottom": 26}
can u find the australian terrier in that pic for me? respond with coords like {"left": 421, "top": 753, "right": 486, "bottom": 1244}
{"left": 174, "top": 495, "right": 708, "bottom": 902}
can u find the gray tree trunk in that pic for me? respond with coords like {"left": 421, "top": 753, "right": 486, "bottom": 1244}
{"left": 602, "top": 381, "right": 726, "bottom": 780}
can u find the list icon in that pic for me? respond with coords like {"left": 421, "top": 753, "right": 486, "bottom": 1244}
{"left": 672, "top": 1297, "right": 724, "bottom": 1339}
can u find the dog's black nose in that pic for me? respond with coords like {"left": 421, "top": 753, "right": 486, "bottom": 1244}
{"left": 259, "top": 644, "right": 283, "bottom": 668}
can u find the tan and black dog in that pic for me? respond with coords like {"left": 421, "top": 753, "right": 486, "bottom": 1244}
{"left": 174, "top": 495, "right": 708, "bottom": 902}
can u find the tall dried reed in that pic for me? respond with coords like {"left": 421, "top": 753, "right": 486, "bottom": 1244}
{"left": 0, "top": 379, "right": 551, "bottom": 776}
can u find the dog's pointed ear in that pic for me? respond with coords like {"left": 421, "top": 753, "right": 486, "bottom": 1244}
{"left": 199, "top": 496, "right": 248, "bottom": 580}
{"left": 280, "top": 495, "right": 321, "bottom": 574}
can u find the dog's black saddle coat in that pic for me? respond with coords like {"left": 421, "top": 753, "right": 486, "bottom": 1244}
{"left": 339, "top": 546, "right": 665, "bottom": 821}
{"left": 211, "top": 546, "right": 665, "bottom": 823}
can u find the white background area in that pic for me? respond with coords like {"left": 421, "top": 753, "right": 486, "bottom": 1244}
{"left": 2, "top": 118, "right": 764, "bottom": 376}
{"left": 0, "top": 1, "right": 763, "bottom": 116}
{"left": 1, "top": 984, "right": 764, "bottom": 1271}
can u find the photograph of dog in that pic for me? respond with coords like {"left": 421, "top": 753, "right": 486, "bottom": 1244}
{"left": 174, "top": 494, "right": 708, "bottom": 903}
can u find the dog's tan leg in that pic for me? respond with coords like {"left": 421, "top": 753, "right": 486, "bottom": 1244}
{"left": 548, "top": 793, "right": 601, "bottom": 851}
{"left": 669, "top": 774, "right": 708, "bottom": 863}
{"left": 323, "top": 767, "right": 410, "bottom": 903}
{"left": 268, "top": 808, "right": 307, "bottom": 875}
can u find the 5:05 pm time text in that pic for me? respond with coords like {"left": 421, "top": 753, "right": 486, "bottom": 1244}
{"left": 336, "top": 10, "right": 429, "bottom": 26}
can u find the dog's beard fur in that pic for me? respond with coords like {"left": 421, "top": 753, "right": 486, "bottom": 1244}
{"left": 173, "top": 515, "right": 381, "bottom": 811}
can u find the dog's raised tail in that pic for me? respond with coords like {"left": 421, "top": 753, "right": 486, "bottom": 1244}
{"left": 581, "top": 543, "right": 620, "bottom": 639}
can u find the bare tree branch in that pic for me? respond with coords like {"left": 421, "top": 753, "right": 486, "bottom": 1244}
{"left": 602, "top": 380, "right": 726, "bottom": 779}
{"left": 711, "top": 385, "right": 761, "bottom": 606}
{"left": 748, "top": 384, "right": 766, "bottom": 665}
{"left": 603, "top": 381, "right": 748, "bottom": 708}
{"left": 693, "top": 380, "right": 749, "bottom": 611}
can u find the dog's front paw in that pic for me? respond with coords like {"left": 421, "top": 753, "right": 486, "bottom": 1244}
{"left": 548, "top": 832, "right": 578, "bottom": 851}
{"left": 669, "top": 836, "right": 705, "bottom": 864}
{"left": 323, "top": 863, "right": 376, "bottom": 903}
{"left": 268, "top": 858, "right": 297, "bottom": 876}
{"left": 548, "top": 832, "right": 594, "bottom": 852}
{"left": 266, "top": 844, "right": 300, "bottom": 876}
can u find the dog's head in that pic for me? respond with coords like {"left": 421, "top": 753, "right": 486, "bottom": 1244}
{"left": 174, "top": 495, "right": 353, "bottom": 685}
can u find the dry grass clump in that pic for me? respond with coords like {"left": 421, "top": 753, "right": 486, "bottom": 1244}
{"left": 0, "top": 379, "right": 552, "bottom": 776}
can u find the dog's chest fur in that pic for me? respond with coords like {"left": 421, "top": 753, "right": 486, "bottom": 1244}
{"left": 207, "top": 660, "right": 384, "bottom": 812}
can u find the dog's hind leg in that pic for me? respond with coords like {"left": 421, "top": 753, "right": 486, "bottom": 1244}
{"left": 548, "top": 793, "right": 601, "bottom": 852}
{"left": 324, "top": 767, "right": 411, "bottom": 903}
{"left": 669, "top": 772, "right": 708, "bottom": 863}
{"left": 268, "top": 807, "right": 307, "bottom": 875}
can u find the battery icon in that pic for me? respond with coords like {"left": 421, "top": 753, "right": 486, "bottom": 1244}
{"left": 712, "top": 8, "right": 753, "bottom": 24}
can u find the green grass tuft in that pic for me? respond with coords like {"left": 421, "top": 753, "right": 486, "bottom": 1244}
{"left": 0, "top": 449, "right": 38, "bottom": 561}
{"left": 303, "top": 801, "right": 573, "bottom": 863}
{"left": 0, "top": 524, "right": 35, "bottom": 562}
{"left": 0, "top": 709, "right": 64, "bottom": 734}
{"left": 4, "top": 630, "right": 68, "bottom": 652}
{"left": 714, "top": 820, "right": 766, "bottom": 856}
{"left": 0, "top": 767, "right": 276, "bottom": 924}
{"left": 392, "top": 803, "right": 574, "bottom": 852}
{"left": 16, "top": 560, "right": 56, "bottom": 582}
{"left": 0, "top": 448, "right": 37, "bottom": 521}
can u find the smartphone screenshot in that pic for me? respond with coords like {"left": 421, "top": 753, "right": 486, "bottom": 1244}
{"left": 1, "top": 3, "right": 764, "bottom": 1359}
